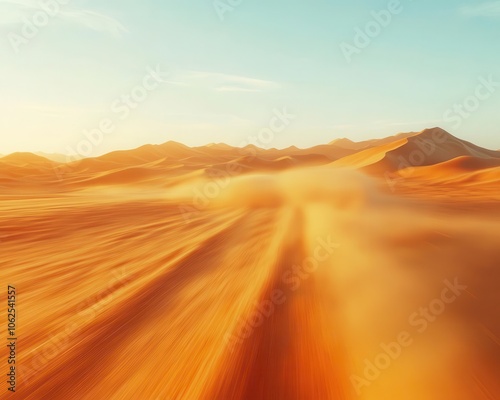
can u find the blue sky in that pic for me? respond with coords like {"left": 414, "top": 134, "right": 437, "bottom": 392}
{"left": 0, "top": 0, "right": 499, "bottom": 155}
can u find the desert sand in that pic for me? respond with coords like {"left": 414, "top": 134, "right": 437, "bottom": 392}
{"left": 0, "top": 128, "right": 499, "bottom": 400}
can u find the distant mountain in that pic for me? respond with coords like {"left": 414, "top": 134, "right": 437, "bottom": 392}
{"left": 1, "top": 128, "right": 498, "bottom": 189}
{"left": 92, "top": 141, "right": 198, "bottom": 166}
{"left": 0, "top": 152, "right": 55, "bottom": 166}
{"left": 330, "top": 132, "right": 416, "bottom": 151}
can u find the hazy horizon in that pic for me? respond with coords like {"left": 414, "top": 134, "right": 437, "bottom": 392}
{"left": 1, "top": 1, "right": 500, "bottom": 156}
{"left": 2, "top": 126, "right": 499, "bottom": 159}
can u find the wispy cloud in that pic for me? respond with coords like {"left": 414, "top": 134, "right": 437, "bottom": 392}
{"left": 170, "top": 70, "right": 280, "bottom": 93}
{"left": 0, "top": 0, "right": 127, "bottom": 37}
{"left": 460, "top": 1, "right": 500, "bottom": 17}
{"left": 57, "top": 9, "right": 127, "bottom": 37}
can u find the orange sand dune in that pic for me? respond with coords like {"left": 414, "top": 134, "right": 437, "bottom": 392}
{"left": 284, "top": 144, "right": 356, "bottom": 160}
{"left": 207, "top": 155, "right": 301, "bottom": 175}
{"left": 0, "top": 130, "right": 499, "bottom": 399}
{"left": 333, "top": 128, "right": 500, "bottom": 175}
{"left": 400, "top": 156, "right": 500, "bottom": 182}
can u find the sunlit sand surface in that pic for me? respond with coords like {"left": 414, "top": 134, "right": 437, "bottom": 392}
{"left": 0, "top": 128, "right": 499, "bottom": 399}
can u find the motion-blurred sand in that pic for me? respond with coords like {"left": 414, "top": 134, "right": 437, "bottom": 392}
{"left": 0, "top": 128, "right": 499, "bottom": 400}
